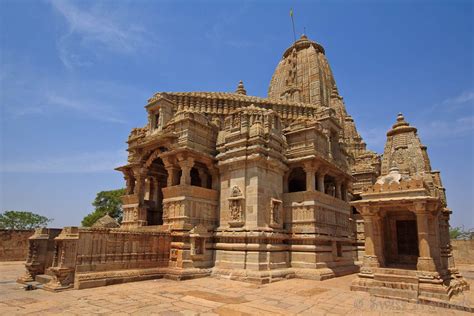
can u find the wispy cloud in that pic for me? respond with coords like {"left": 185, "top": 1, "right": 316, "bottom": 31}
{"left": 45, "top": 93, "right": 127, "bottom": 124}
{"left": 0, "top": 58, "right": 143, "bottom": 124}
{"left": 0, "top": 150, "right": 127, "bottom": 173}
{"left": 49, "top": 0, "right": 153, "bottom": 69}
{"left": 417, "top": 115, "right": 474, "bottom": 140}
{"left": 427, "top": 90, "right": 474, "bottom": 113}
{"left": 442, "top": 91, "right": 474, "bottom": 106}
{"left": 358, "top": 126, "right": 389, "bottom": 152}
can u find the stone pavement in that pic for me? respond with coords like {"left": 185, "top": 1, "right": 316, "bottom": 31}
{"left": 1, "top": 262, "right": 473, "bottom": 315}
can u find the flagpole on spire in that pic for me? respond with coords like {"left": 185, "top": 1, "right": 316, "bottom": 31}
{"left": 290, "top": 8, "right": 297, "bottom": 44}
{"left": 289, "top": 8, "right": 299, "bottom": 99}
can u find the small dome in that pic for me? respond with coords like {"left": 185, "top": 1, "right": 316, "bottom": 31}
{"left": 92, "top": 214, "right": 120, "bottom": 228}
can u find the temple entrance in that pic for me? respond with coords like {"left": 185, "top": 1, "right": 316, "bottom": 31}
{"left": 146, "top": 157, "right": 168, "bottom": 225}
{"left": 396, "top": 220, "right": 419, "bottom": 257}
{"left": 384, "top": 211, "right": 418, "bottom": 268}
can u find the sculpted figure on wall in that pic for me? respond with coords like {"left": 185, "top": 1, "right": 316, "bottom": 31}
{"left": 228, "top": 186, "right": 244, "bottom": 227}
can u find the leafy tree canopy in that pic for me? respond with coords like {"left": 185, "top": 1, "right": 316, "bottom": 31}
{"left": 81, "top": 188, "right": 126, "bottom": 227}
{"left": 450, "top": 226, "right": 473, "bottom": 240}
{"left": 0, "top": 211, "right": 52, "bottom": 230}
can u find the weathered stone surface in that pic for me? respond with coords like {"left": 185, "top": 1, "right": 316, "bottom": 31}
{"left": 0, "top": 229, "right": 33, "bottom": 261}
{"left": 452, "top": 240, "right": 474, "bottom": 264}
{"left": 4, "top": 262, "right": 474, "bottom": 314}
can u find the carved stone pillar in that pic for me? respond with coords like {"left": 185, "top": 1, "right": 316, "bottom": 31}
{"left": 123, "top": 169, "right": 135, "bottom": 195}
{"left": 132, "top": 167, "right": 148, "bottom": 226}
{"left": 360, "top": 207, "right": 384, "bottom": 268}
{"left": 208, "top": 167, "right": 219, "bottom": 191}
{"left": 133, "top": 167, "right": 147, "bottom": 204}
{"left": 303, "top": 163, "right": 317, "bottom": 191}
{"left": 178, "top": 158, "right": 194, "bottom": 185}
{"left": 163, "top": 158, "right": 180, "bottom": 187}
{"left": 414, "top": 205, "right": 436, "bottom": 271}
{"left": 335, "top": 179, "right": 342, "bottom": 199}
{"left": 317, "top": 171, "right": 326, "bottom": 193}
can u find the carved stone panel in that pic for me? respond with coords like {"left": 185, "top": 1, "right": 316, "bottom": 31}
{"left": 228, "top": 186, "right": 245, "bottom": 227}
{"left": 270, "top": 198, "right": 283, "bottom": 229}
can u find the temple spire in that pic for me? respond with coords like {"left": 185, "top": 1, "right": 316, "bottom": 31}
{"left": 235, "top": 80, "right": 247, "bottom": 95}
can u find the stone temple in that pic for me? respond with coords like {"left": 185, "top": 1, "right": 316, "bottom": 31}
{"left": 18, "top": 34, "right": 469, "bottom": 304}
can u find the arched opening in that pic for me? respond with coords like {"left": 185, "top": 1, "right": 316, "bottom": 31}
{"left": 288, "top": 167, "right": 306, "bottom": 192}
{"left": 146, "top": 157, "right": 168, "bottom": 225}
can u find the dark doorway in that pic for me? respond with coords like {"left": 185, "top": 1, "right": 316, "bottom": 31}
{"left": 396, "top": 220, "right": 419, "bottom": 257}
{"left": 288, "top": 167, "right": 306, "bottom": 192}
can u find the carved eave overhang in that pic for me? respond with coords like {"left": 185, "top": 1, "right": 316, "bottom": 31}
{"left": 145, "top": 95, "right": 176, "bottom": 112}
{"left": 128, "top": 129, "right": 177, "bottom": 151}
{"left": 353, "top": 177, "right": 444, "bottom": 213}
{"left": 315, "top": 108, "right": 342, "bottom": 130}
{"left": 351, "top": 196, "right": 442, "bottom": 214}
{"left": 160, "top": 147, "right": 216, "bottom": 166}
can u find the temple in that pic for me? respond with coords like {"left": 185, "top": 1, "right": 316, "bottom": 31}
{"left": 18, "top": 34, "right": 468, "bottom": 304}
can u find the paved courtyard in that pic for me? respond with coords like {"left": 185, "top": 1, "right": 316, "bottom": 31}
{"left": 1, "top": 262, "right": 473, "bottom": 315}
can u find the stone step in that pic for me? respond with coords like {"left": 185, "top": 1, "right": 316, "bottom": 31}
{"left": 35, "top": 274, "right": 53, "bottom": 284}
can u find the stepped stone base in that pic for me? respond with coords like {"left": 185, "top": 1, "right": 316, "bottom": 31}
{"left": 351, "top": 267, "right": 471, "bottom": 311}
{"left": 164, "top": 268, "right": 212, "bottom": 281}
{"left": 212, "top": 268, "right": 295, "bottom": 284}
{"left": 35, "top": 274, "right": 53, "bottom": 284}
{"left": 294, "top": 264, "right": 360, "bottom": 281}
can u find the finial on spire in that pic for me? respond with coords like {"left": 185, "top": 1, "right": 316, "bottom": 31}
{"left": 397, "top": 112, "right": 404, "bottom": 122}
{"left": 235, "top": 80, "right": 247, "bottom": 95}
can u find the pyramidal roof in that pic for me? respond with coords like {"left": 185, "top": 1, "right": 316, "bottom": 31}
{"left": 92, "top": 214, "right": 120, "bottom": 228}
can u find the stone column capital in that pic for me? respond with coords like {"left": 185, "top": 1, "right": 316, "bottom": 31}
{"left": 178, "top": 157, "right": 195, "bottom": 169}
{"left": 303, "top": 161, "right": 319, "bottom": 172}
{"left": 318, "top": 167, "right": 329, "bottom": 176}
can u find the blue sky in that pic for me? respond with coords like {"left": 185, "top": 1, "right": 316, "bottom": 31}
{"left": 1, "top": 0, "right": 472, "bottom": 228}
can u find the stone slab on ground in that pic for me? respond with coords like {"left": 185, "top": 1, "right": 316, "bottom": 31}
{"left": 1, "top": 262, "right": 473, "bottom": 315}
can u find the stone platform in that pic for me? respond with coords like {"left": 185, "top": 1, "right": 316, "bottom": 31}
{"left": 1, "top": 261, "right": 473, "bottom": 315}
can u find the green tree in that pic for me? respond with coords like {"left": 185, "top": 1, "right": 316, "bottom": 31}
{"left": 81, "top": 188, "right": 126, "bottom": 227}
{"left": 449, "top": 226, "right": 473, "bottom": 240}
{"left": 0, "top": 211, "right": 52, "bottom": 230}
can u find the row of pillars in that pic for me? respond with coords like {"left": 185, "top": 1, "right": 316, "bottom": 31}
{"left": 162, "top": 157, "right": 217, "bottom": 189}
{"left": 124, "top": 157, "right": 219, "bottom": 199}
{"left": 285, "top": 163, "right": 350, "bottom": 201}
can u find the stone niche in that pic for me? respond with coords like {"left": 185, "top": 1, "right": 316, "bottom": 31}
{"left": 269, "top": 198, "right": 283, "bottom": 229}
{"left": 228, "top": 186, "right": 245, "bottom": 227}
{"left": 189, "top": 224, "right": 211, "bottom": 261}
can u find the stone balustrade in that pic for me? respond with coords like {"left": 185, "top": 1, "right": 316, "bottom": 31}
{"left": 18, "top": 226, "right": 171, "bottom": 291}
{"left": 162, "top": 185, "right": 219, "bottom": 230}
{"left": 283, "top": 190, "right": 351, "bottom": 237}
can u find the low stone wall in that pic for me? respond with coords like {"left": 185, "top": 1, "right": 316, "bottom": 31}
{"left": 452, "top": 239, "right": 474, "bottom": 264}
{"left": 0, "top": 229, "right": 34, "bottom": 261}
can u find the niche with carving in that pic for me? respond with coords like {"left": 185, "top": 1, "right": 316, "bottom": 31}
{"left": 269, "top": 198, "right": 283, "bottom": 228}
{"left": 189, "top": 224, "right": 210, "bottom": 261}
{"left": 228, "top": 186, "right": 245, "bottom": 227}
